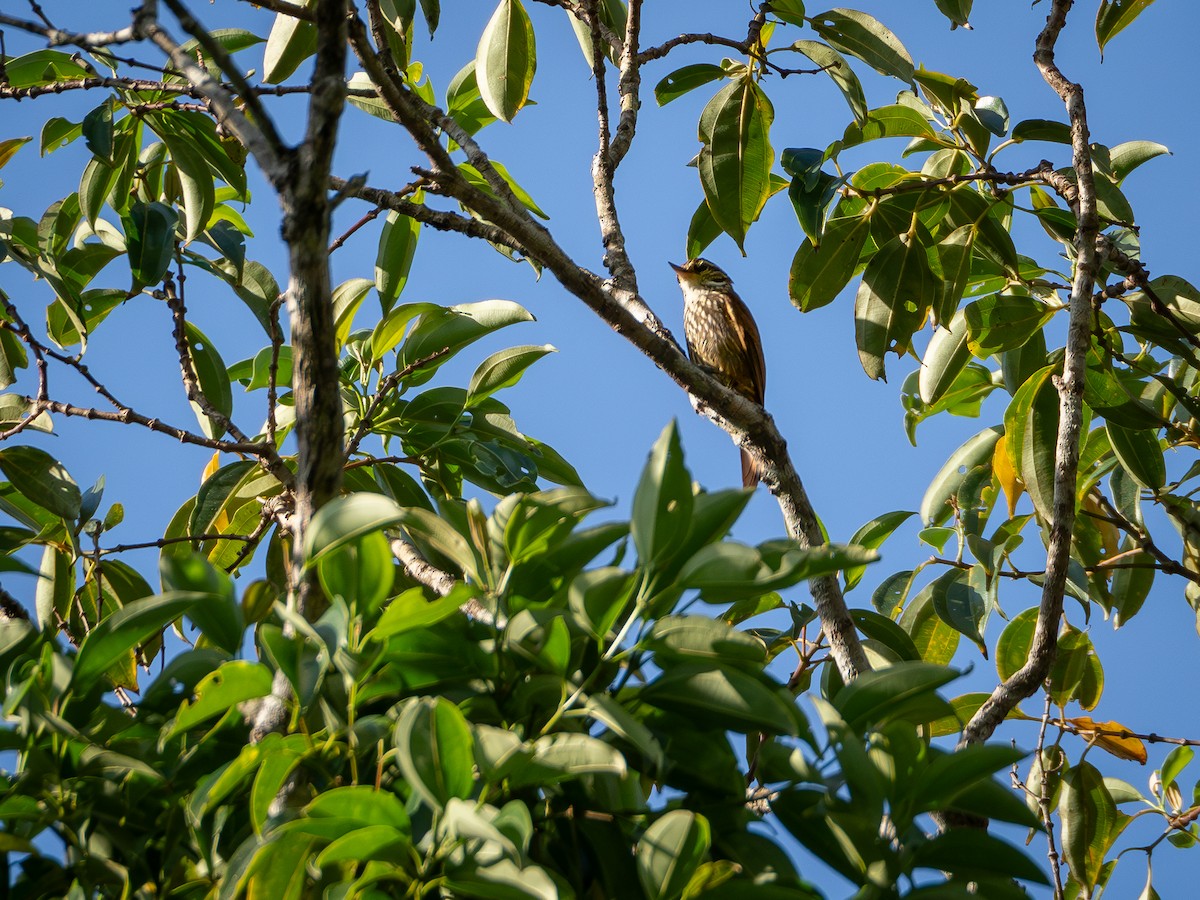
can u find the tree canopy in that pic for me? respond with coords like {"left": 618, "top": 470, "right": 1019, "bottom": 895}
{"left": 1, "top": 0, "right": 1198, "bottom": 897}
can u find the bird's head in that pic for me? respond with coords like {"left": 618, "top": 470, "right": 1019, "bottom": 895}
{"left": 670, "top": 258, "right": 734, "bottom": 291}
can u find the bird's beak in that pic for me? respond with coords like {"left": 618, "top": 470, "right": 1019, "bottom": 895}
{"left": 669, "top": 261, "right": 687, "bottom": 276}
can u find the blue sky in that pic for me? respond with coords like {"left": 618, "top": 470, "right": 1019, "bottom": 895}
{"left": 2, "top": 1, "right": 1199, "bottom": 894}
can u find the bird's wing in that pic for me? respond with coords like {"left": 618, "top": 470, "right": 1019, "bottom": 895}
{"left": 724, "top": 290, "right": 767, "bottom": 404}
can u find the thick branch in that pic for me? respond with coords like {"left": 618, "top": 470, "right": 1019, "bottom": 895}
{"left": 963, "top": 0, "right": 1100, "bottom": 746}
{"left": 278, "top": 0, "right": 349, "bottom": 598}
{"left": 390, "top": 538, "right": 493, "bottom": 622}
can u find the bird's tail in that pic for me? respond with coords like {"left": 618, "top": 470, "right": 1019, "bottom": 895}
{"left": 741, "top": 448, "right": 759, "bottom": 489}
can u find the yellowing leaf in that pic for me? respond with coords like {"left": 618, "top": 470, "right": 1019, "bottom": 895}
{"left": 1065, "top": 716, "right": 1148, "bottom": 764}
{"left": 992, "top": 433, "right": 1023, "bottom": 518}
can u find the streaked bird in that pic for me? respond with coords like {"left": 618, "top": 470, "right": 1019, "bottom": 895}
{"left": 670, "top": 258, "right": 766, "bottom": 488}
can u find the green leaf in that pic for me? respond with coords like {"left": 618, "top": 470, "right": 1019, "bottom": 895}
{"left": 244, "top": 345, "right": 294, "bottom": 392}
{"left": 184, "top": 322, "right": 233, "bottom": 439}
{"left": 370, "top": 585, "right": 469, "bottom": 641}
{"left": 920, "top": 426, "right": 1002, "bottom": 526}
{"left": 168, "top": 660, "right": 273, "bottom": 736}
{"left": 41, "top": 117, "right": 83, "bottom": 155}
{"left": 161, "top": 553, "right": 244, "bottom": 654}
{"left": 765, "top": 0, "right": 807, "bottom": 27}
{"left": 852, "top": 608, "right": 921, "bottom": 661}
{"left": 788, "top": 213, "right": 868, "bottom": 312}
{"left": 643, "top": 662, "right": 802, "bottom": 735}
{"left": 316, "top": 824, "right": 410, "bottom": 867}
{"left": 507, "top": 732, "right": 627, "bottom": 788}
{"left": 263, "top": 2, "right": 318, "bottom": 84}
{"left": 919, "top": 308, "right": 971, "bottom": 406}
{"left": 900, "top": 582, "right": 962, "bottom": 665}
{"left": 466, "top": 343, "right": 556, "bottom": 407}
{"left": 446, "top": 62, "right": 499, "bottom": 140}
{"left": 1106, "top": 420, "right": 1164, "bottom": 491}
{"left": 946, "top": 186, "right": 1019, "bottom": 275}
{"left": 933, "top": 223, "right": 975, "bottom": 325}
{"left": 317, "top": 528, "right": 394, "bottom": 614}
{"left": 637, "top": 810, "right": 711, "bottom": 900}
{"left": 306, "top": 785, "right": 411, "bottom": 830}
{"left": 843, "top": 510, "right": 914, "bottom": 590}
{"left": 698, "top": 77, "right": 775, "bottom": 252}
{"left": 912, "top": 830, "right": 1047, "bottom": 885}
{"left": 855, "top": 233, "right": 933, "bottom": 381}
{"left": 1061, "top": 761, "right": 1119, "bottom": 892}
{"left": 1111, "top": 537, "right": 1154, "bottom": 627}
{"left": 71, "top": 592, "right": 201, "bottom": 691}
{"left": 1109, "top": 140, "right": 1170, "bottom": 183}
{"left": 476, "top": 0, "right": 537, "bottom": 123}
{"left": 123, "top": 200, "right": 178, "bottom": 288}
{"left": 631, "top": 421, "right": 694, "bottom": 566}
{"left": 0, "top": 446, "right": 81, "bottom": 520}
{"left": 790, "top": 40, "right": 867, "bottom": 125}
{"left": 394, "top": 697, "right": 475, "bottom": 810}
{"left": 838, "top": 104, "right": 935, "bottom": 150}
{"left": 655, "top": 64, "right": 725, "bottom": 106}
{"left": 1003, "top": 365, "right": 1058, "bottom": 521}
{"left": 81, "top": 102, "right": 114, "bottom": 164}
{"left": 304, "top": 493, "right": 404, "bottom": 565}
{"left": 928, "top": 567, "right": 989, "bottom": 655}
{"left": 1, "top": 50, "right": 91, "bottom": 89}
{"left": 375, "top": 209, "right": 421, "bottom": 313}
{"left": 1096, "top": 0, "right": 1157, "bottom": 56}
{"left": 833, "top": 661, "right": 958, "bottom": 729}
{"left": 398, "top": 299, "right": 535, "bottom": 384}
{"left": 647, "top": 614, "right": 766, "bottom": 668}
{"left": 680, "top": 542, "right": 873, "bottom": 602}
{"left": 584, "top": 693, "right": 666, "bottom": 775}
{"left": 418, "top": 0, "right": 441, "bottom": 35}
{"left": 871, "top": 569, "right": 915, "bottom": 617}
{"left": 933, "top": 0, "right": 973, "bottom": 28}
{"left": 0, "top": 137, "right": 30, "bottom": 172}
{"left": 34, "top": 545, "right": 74, "bottom": 632}
{"left": 809, "top": 8, "right": 914, "bottom": 82}
{"left": 1011, "top": 118, "right": 1072, "bottom": 145}
{"left": 332, "top": 276, "right": 374, "bottom": 347}
{"left": 964, "top": 294, "right": 1055, "bottom": 357}
{"left": 157, "top": 121, "right": 217, "bottom": 242}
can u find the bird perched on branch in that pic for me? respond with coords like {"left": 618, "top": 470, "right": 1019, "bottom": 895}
{"left": 670, "top": 258, "right": 766, "bottom": 488}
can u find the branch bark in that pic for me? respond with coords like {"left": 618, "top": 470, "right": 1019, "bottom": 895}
{"left": 962, "top": 0, "right": 1100, "bottom": 746}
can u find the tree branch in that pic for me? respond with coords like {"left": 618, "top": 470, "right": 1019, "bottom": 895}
{"left": 962, "top": 0, "right": 1100, "bottom": 747}
{"left": 333, "top": 28, "right": 871, "bottom": 679}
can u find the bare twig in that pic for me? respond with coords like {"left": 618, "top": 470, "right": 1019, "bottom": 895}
{"left": 100, "top": 532, "right": 256, "bottom": 555}
{"left": 1035, "top": 693, "right": 1066, "bottom": 899}
{"left": 233, "top": 0, "right": 315, "bottom": 22}
{"left": 585, "top": 0, "right": 636, "bottom": 291}
{"left": 608, "top": 0, "right": 642, "bottom": 167}
{"left": 329, "top": 177, "right": 526, "bottom": 253}
{"left": 344, "top": 347, "right": 454, "bottom": 460}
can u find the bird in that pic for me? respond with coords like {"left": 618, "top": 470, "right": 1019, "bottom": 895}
{"left": 670, "top": 258, "right": 767, "bottom": 488}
